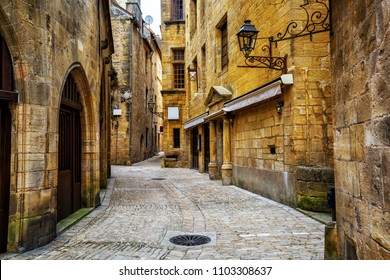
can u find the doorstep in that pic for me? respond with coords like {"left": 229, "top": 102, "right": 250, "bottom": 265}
{"left": 297, "top": 208, "right": 333, "bottom": 225}
{"left": 56, "top": 207, "right": 94, "bottom": 235}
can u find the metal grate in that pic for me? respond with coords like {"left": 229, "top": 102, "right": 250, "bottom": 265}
{"left": 169, "top": 235, "right": 211, "bottom": 246}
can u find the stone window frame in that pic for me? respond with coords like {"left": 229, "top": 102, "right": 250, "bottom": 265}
{"left": 172, "top": 49, "right": 185, "bottom": 89}
{"left": 173, "top": 128, "right": 181, "bottom": 148}
{"left": 216, "top": 14, "right": 228, "bottom": 72}
{"left": 171, "top": 0, "right": 184, "bottom": 21}
{"left": 220, "top": 22, "right": 228, "bottom": 70}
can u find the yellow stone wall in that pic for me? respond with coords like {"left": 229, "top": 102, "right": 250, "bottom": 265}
{"left": 331, "top": 0, "right": 390, "bottom": 259}
{"left": 182, "top": 0, "right": 333, "bottom": 210}
{"left": 110, "top": 4, "right": 163, "bottom": 165}
{"left": 0, "top": 0, "right": 113, "bottom": 252}
{"left": 161, "top": 0, "right": 188, "bottom": 163}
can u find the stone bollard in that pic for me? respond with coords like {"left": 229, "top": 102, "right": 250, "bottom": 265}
{"left": 324, "top": 222, "right": 339, "bottom": 260}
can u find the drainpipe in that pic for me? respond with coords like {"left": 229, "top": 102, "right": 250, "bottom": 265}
{"left": 129, "top": 19, "right": 134, "bottom": 164}
{"left": 150, "top": 50, "right": 154, "bottom": 156}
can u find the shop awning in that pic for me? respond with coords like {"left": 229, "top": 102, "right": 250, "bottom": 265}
{"left": 183, "top": 112, "right": 209, "bottom": 130}
{"left": 223, "top": 81, "right": 282, "bottom": 113}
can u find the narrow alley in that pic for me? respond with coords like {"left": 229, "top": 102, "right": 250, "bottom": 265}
{"left": 1, "top": 156, "right": 324, "bottom": 260}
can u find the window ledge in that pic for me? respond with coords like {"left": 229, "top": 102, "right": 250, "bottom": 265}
{"left": 164, "top": 20, "right": 185, "bottom": 25}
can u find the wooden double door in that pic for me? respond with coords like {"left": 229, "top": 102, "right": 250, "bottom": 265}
{"left": 57, "top": 76, "right": 82, "bottom": 222}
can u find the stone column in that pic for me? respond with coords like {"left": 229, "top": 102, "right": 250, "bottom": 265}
{"left": 222, "top": 116, "right": 232, "bottom": 185}
{"left": 208, "top": 121, "right": 218, "bottom": 179}
{"left": 198, "top": 125, "right": 204, "bottom": 173}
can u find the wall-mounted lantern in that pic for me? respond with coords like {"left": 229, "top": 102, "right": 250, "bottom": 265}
{"left": 236, "top": 0, "right": 332, "bottom": 73}
{"left": 276, "top": 101, "right": 284, "bottom": 114}
{"left": 187, "top": 66, "right": 198, "bottom": 80}
{"left": 148, "top": 96, "right": 164, "bottom": 118}
{"left": 237, "top": 20, "right": 287, "bottom": 73}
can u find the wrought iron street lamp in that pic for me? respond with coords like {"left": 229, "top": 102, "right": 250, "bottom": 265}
{"left": 148, "top": 96, "right": 155, "bottom": 113}
{"left": 237, "top": 20, "right": 287, "bottom": 73}
{"left": 236, "top": 0, "right": 332, "bottom": 73}
{"left": 237, "top": 20, "right": 259, "bottom": 57}
{"left": 148, "top": 96, "right": 163, "bottom": 118}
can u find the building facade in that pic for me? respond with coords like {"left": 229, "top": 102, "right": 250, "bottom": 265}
{"left": 331, "top": 1, "right": 390, "bottom": 259}
{"left": 0, "top": 0, "right": 114, "bottom": 252}
{"left": 110, "top": 1, "right": 163, "bottom": 165}
{"left": 160, "top": 0, "right": 189, "bottom": 167}
{"left": 161, "top": 0, "right": 334, "bottom": 210}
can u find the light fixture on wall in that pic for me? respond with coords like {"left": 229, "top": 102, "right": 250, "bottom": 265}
{"left": 236, "top": 0, "right": 332, "bottom": 72}
{"left": 148, "top": 96, "right": 164, "bottom": 118}
{"left": 237, "top": 20, "right": 287, "bottom": 73}
{"left": 276, "top": 101, "right": 284, "bottom": 114}
{"left": 187, "top": 66, "right": 197, "bottom": 80}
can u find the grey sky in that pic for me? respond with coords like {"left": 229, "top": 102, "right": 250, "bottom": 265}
{"left": 116, "top": 0, "right": 161, "bottom": 35}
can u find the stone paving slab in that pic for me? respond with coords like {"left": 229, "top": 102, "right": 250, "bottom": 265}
{"left": 0, "top": 155, "right": 324, "bottom": 260}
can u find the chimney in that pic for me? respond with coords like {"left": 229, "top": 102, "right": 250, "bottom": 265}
{"left": 126, "top": 1, "right": 142, "bottom": 27}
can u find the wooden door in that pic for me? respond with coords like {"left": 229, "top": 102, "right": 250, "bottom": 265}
{"left": 192, "top": 127, "right": 199, "bottom": 169}
{"left": 57, "top": 75, "right": 82, "bottom": 222}
{"left": 204, "top": 123, "right": 210, "bottom": 173}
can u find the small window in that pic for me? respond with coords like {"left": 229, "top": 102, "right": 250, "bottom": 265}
{"left": 173, "top": 50, "right": 185, "bottom": 60}
{"left": 220, "top": 22, "right": 228, "bottom": 70}
{"left": 171, "top": 0, "right": 184, "bottom": 21}
{"left": 173, "top": 50, "right": 185, "bottom": 89}
{"left": 173, "top": 128, "right": 180, "bottom": 148}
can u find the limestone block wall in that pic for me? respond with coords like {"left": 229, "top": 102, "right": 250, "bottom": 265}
{"left": 110, "top": 3, "right": 162, "bottom": 165}
{"left": 161, "top": 0, "right": 187, "bottom": 163}
{"left": 0, "top": 0, "right": 113, "bottom": 252}
{"left": 110, "top": 16, "right": 132, "bottom": 165}
{"left": 162, "top": 91, "right": 188, "bottom": 166}
{"left": 182, "top": 0, "right": 333, "bottom": 210}
{"left": 331, "top": 0, "right": 390, "bottom": 259}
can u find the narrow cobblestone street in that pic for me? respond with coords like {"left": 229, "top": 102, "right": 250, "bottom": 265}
{"left": 1, "top": 155, "right": 325, "bottom": 260}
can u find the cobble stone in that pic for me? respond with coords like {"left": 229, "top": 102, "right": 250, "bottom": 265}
{"left": 1, "top": 155, "right": 325, "bottom": 260}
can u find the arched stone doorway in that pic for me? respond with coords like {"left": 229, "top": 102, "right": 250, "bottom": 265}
{"left": 0, "top": 32, "right": 16, "bottom": 253}
{"left": 57, "top": 74, "right": 82, "bottom": 222}
{"left": 57, "top": 64, "right": 100, "bottom": 223}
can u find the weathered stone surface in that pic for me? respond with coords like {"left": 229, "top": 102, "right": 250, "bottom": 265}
{"left": 331, "top": 0, "right": 390, "bottom": 259}
{"left": 110, "top": 4, "right": 163, "bottom": 165}
{"left": 0, "top": 0, "right": 113, "bottom": 253}
{"left": 370, "top": 206, "right": 390, "bottom": 251}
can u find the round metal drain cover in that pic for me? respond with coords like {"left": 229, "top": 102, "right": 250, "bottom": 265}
{"left": 169, "top": 235, "right": 211, "bottom": 246}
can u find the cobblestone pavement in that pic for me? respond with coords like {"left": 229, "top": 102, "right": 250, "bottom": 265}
{"left": 1, "top": 155, "right": 325, "bottom": 260}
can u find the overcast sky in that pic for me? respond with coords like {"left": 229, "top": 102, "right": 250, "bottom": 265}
{"left": 116, "top": 0, "right": 161, "bottom": 35}
{"left": 141, "top": 0, "right": 161, "bottom": 35}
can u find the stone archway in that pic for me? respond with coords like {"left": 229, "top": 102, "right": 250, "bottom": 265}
{"left": 57, "top": 64, "right": 99, "bottom": 222}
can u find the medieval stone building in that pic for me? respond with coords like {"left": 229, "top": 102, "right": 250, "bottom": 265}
{"left": 110, "top": 1, "right": 163, "bottom": 165}
{"left": 0, "top": 0, "right": 114, "bottom": 252}
{"left": 160, "top": 0, "right": 389, "bottom": 260}
{"left": 331, "top": 1, "right": 389, "bottom": 259}
{"left": 161, "top": 0, "right": 333, "bottom": 210}
{"left": 160, "top": 0, "right": 189, "bottom": 167}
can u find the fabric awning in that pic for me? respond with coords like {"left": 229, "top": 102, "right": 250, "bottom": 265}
{"left": 183, "top": 112, "right": 209, "bottom": 130}
{"left": 223, "top": 81, "right": 282, "bottom": 113}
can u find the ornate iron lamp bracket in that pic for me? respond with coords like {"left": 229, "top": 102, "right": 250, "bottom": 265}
{"left": 239, "top": 39, "right": 288, "bottom": 73}
{"left": 271, "top": 0, "right": 332, "bottom": 44}
{"left": 237, "top": 0, "right": 331, "bottom": 72}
